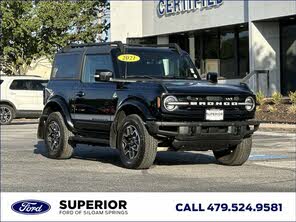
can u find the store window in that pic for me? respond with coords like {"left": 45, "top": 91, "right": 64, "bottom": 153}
{"left": 203, "top": 31, "right": 220, "bottom": 75}
{"left": 127, "top": 37, "right": 157, "bottom": 45}
{"left": 169, "top": 34, "right": 189, "bottom": 52}
{"left": 194, "top": 35, "right": 202, "bottom": 70}
{"left": 194, "top": 24, "right": 249, "bottom": 79}
{"left": 238, "top": 27, "right": 249, "bottom": 78}
{"left": 220, "top": 29, "right": 236, "bottom": 78}
{"left": 281, "top": 21, "right": 296, "bottom": 95}
{"left": 204, "top": 31, "right": 219, "bottom": 59}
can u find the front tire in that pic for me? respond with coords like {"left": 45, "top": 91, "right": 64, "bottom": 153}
{"left": 44, "top": 112, "right": 73, "bottom": 159}
{"left": 0, "top": 104, "right": 14, "bottom": 125}
{"left": 117, "top": 114, "right": 157, "bottom": 169}
{"left": 213, "top": 137, "right": 252, "bottom": 166}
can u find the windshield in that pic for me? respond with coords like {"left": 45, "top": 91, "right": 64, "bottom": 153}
{"left": 114, "top": 49, "right": 201, "bottom": 80}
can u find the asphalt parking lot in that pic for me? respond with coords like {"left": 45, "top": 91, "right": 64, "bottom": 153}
{"left": 1, "top": 120, "right": 295, "bottom": 192}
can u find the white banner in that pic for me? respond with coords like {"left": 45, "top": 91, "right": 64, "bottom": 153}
{"left": 1, "top": 192, "right": 295, "bottom": 221}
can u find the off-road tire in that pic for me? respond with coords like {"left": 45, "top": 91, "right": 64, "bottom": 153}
{"left": 213, "top": 137, "right": 252, "bottom": 166}
{"left": 0, "top": 104, "right": 15, "bottom": 125}
{"left": 117, "top": 114, "right": 157, "bottom": 169}
{"left": 44, "top": 112, "right": 73, "bottom": 159}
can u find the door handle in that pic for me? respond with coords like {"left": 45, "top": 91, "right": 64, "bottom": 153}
{"left": 76, "top": 91, "right": 85, "bottom": 97}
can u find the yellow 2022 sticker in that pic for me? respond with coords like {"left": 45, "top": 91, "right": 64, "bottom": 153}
{"left": 117, "top": 54, "right": 140, "bottom": 62}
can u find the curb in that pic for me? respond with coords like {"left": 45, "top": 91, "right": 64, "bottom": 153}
{"left": 258, "top": 123, "right": 296, "bottom": 133}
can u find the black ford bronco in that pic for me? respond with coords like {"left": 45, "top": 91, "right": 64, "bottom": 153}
{"left": 37, "top": 41, "right": 259, "bottom": 169}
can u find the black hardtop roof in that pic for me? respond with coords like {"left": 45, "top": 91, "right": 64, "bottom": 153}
{"left": 59, "top": 41, "right": 183, "bottom": 55}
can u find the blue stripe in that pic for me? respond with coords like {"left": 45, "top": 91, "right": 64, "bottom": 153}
{"left": 249, "top": 154, "right": 289, "bottom": 160}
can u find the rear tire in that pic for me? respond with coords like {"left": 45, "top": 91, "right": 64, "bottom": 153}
{"left": 117, "top": 114, "right": 157, "bottom": 169}
{"left": 213, "top": 137, "right": 252, "bottom": 166}
{"left": 0, "top": 104, "right": 14, "bottom": 125}
{"left": 44, "top": 112, "right": 73, "bottom": 159}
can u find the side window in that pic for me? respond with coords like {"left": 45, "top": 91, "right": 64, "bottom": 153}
{"left": 82, "top": 54, "right": 113, "bottom": 83}
{"left": 31, "top": 80, "right": 48, "bottom": 91}
{"left": 9, "top": 80, "right": 47, "bottom": 91}
{"left": 0, "top": 80, "right": 3, "bottom": 85}
{"left": 10, "top": 80, "right": 28, "bottom": 90}
{"left": 52, "top": 54, "right": 81, "bottom": 79}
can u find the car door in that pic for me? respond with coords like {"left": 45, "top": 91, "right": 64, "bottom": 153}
{"left": 30, "top": 80, "right": 48, "bottom": 110}
{"left": 9, "top": 80, "right": 39, "bottom": 111}
{"left": 73, "top": 54, "right": 118, "bottom": 138}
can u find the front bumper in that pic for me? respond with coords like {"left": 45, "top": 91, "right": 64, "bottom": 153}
{"left": 146, "top": 120, "right": 260, "bottom": 150}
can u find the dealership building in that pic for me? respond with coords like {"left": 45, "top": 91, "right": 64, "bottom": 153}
{"left": 110, "top": 0, "right": 296, "bottom": 96}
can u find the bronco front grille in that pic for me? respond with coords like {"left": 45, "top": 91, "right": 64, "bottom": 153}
{"left": 175, "top": 96, "right": 247, "bottom": 110}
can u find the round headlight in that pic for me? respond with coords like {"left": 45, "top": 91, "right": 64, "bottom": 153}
{"left": 245, "top": 96, "right": 255, "bottom": 111}
{"left": 164, "top": 96, "right": 178, "bottom": 111}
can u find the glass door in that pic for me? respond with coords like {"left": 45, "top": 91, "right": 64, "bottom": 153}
{"left": 281, "top": 22, "right": 296, "bottom": 95}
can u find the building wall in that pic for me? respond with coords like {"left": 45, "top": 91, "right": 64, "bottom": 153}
{"left": 249, "top": 22, "right": 281, "bottom": 96}
{"left": 247, "top": 1, "right": 296, "bottom": 95}
{"left": 249, "top": 0, "right": 296, "bottom": 22}
{"left": 142, "top": 0, "right": 247, "bottom": 37}
{"left": 110, "top": 1, "right": 143, "bottom": 42}
{"left": 26, "top": 58, "right": 52, "bottom": 79}
{"left": 111, "top": 0, "right": 296, "bottom": 42}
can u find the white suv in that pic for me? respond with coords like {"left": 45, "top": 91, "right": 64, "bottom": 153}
{"left": 0, "top": 75, "right": 48, "bottom": 125}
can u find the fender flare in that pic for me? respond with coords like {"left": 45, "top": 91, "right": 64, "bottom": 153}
{"left": 110, "top": 98, "right": 155, "bottom": 148}
{"left": 42, "top": 97, "right": 74, "bottom": 131}
{"left": 116, "top": 99, "right": 155, "bottom": 121}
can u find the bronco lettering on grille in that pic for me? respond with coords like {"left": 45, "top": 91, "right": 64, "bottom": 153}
{"left": 194, "top": 102, "right": 239, "bottom": 106}
{"left": 168, "top": 101, "right": 244, "bottom": 106}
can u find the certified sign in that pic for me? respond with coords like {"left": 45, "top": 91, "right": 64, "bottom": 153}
{"left": 158, "top": 0, "right": 224, "bottom": 16}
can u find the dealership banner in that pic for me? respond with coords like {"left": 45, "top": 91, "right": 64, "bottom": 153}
{"left": 1, "top": 192, "right": 295, "bottom": 221}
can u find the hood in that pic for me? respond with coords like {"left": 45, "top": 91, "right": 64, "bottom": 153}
{"left": 161, "top": 80, "right": 253, "bottom": 95}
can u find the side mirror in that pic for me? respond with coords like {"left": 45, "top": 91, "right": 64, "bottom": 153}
{"left": 207, "top": 72, "right": 218, "bottom": 84}
{"left": 94, "top": 70, "right": 113, "bottom": 82}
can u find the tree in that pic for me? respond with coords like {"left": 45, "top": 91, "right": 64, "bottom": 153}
{"left": 0, "top": 0, "right": 110, "bottom": 75}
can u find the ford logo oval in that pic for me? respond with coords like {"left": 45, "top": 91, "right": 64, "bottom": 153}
{"left": 11, "top": 200, "right": 51, "bottom": 215}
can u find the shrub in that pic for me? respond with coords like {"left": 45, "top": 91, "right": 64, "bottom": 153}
{"left": 288, "top": 105, "right": 296, "bottom": 114}
{"left": 267, "top": 105, "right": 277, "bottom": 113}
{"left": 256, "top": 91, "right": 265, "bottom": 106}
{"left": 288, "top": 91, "right": 296, "bottom": 105}
{"left": 271, "top": 91, "right": 283, "bottom": 105}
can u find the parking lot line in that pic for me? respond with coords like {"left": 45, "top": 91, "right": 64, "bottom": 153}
{"left": 249, "top": 154, "right": 289, "bottom": 161}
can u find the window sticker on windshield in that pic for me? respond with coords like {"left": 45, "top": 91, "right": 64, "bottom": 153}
{"left": 117, "top": 54, "right": 140, "bottom": 62}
